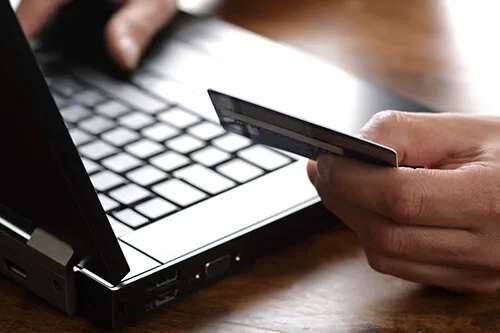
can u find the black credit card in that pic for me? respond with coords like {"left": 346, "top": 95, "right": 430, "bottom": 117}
{"left": 207, "top": 89, "right": 399, "bottom": 167}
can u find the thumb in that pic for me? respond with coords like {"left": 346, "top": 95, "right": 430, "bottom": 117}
{"left": 358, "top": 111, "right": 484, "bottom": 168}
{"left": 16, "top": 0, "right": 70, "bottom": 39}
{"left": 105, "top": 0, "right": 177, "bottom": 70}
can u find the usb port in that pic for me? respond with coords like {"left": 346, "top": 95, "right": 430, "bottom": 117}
{"left": 205, "top": 255, "right": 231, "bottom": 279}
{"left": 5, "top": 260, "right": 27, "bottom": 280}
{"left": 154, "top": 288, "right": 179, "bottom": 307}
{"left": 156, "top": 270, "right": 179, "bottom": 289}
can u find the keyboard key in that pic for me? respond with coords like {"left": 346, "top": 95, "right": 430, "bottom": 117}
{"left": 153, "top": 179, "right": 207, "bottom": 207}
{"left": 109, "top": 184, "right": 150, "bottom": 205}
{"left": 95, "top": 100, "right": 130, "bottom": 118}
{"left": 79, "top": 116, "right": 115, "bottom": 135}
{"left": 174, "top": 164, "right": 235, "bottom": 194}
{"left": 125, "top": 139, "right": 164, "bottom": 159}
{"left": 81, "top": 157, "right": 101, "bottom": 174}
{"left": 90, "top": 170, "right": 125, "bottom": 191}
{"left": 118, "top": 112, "right": 155, "bottom": 130}
{"left": 190, "top": 146, "right": 230, "bottom": 167}
{"left": 187, "top": 122, "right": 225, "bottom": 140}
{"left": 216, "top": 159, "right": 264, "bottom": 183}
{"left": 107, "top": 215, "right": 133, "bottom": 237}
{"left": 114, "top": 209, "right": 149, "bottom": 228}
{"left": 238, "top": 146, "right": 291, "bottom": 171}
{"left": 72, "top": 89, "right": 106, "bottom": 107}
{"left": 60, "top": 105, "right": 92, "bottom": 123}
{"left": 79, "top": 141, "right": 117, "bottom": 160}
{"left": 135, "top": 198, "right": 177, "bottom": 219}
{"left": 98, "top": 194, "right": 119, "bottom": 211}
{"left": 73, "top": 67, "right": 167, "bottom": 113}
{"left": 126, "top": 165, "right": 167, "bottom": 186}
{"left": 158, "top": 107, "right": 199, "bottom": 128}
{"left": 102, "top": 127, "right": 139, "bottom": 146}
{"left": 150, "top": 151, "right": 189, "bottom": 172}
{"left": 142, "top": 123, "right": 179, "bottom": 142}
{"left": 102, "top": 153, "right": 142, "bottom": 173}
{"left": 69, "top": 128, "right": 93, "bottom": 146}
{"left": 212, "top": 133, "right": 252, "bottom": 152}
{"left": 166, "top": 135, "right": 205, "bottom": 154}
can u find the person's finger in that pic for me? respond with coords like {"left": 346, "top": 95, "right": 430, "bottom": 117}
{"left": 16, "top": 0, "right": 70, "bottom": 39}
{"left": 306, "top": 160, "right": 318, "bottom": 185}
{"left": 365, "top": 251, "right": 500, "bottom": 293}
{"left": 315, "top": 155, "right": 486, "bottom": 229}
{"left": 313, "top": 178, "right": 488, "bottom": 268}
{"left": 316, "top": 181, "right": 500, "bottom": 293}
{"left": 357, "top": 111, "right": 498, "bottom": 168}
{"left": 105, "top": 0, "right": 177, "bottom": 70}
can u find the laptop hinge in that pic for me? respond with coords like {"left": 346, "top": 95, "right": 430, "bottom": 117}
{"left": 0, "top": 226, "right": 76, "bottom": 315}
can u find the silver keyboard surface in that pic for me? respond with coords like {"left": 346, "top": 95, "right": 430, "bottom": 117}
{"left": 37, "top": 50, "right": 296, "bottom": 236}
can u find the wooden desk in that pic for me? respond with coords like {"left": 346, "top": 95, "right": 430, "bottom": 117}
{"left": 3, "top": 0, "right": 500, "bottom": 332}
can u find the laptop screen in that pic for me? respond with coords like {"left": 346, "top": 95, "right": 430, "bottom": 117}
{"left": 0, "top": 2, "right": 129, "bottom": 285}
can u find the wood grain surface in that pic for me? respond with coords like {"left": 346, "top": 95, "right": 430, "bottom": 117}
{"left": 3, "top": 0, "right": 500, "bottom": 332}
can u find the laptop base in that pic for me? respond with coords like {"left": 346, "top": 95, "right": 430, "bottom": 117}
{"left": 76, "top": 203, "right": 330, "bottom": 328}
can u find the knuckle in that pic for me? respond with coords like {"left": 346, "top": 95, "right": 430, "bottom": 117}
{"left": 373, "top": 110, "right": 403, "bottom": 124}
{"left": 366, "top": 252, "right": 396, "bottom": 276}
{"left": 360, "top": 110, "right": 405, "bottom": 140}
{"left": 369, "top": 223, "right": 407, "bottom": 256}
{"left": 386, "top": 179, "right": 428, "bottom": 223}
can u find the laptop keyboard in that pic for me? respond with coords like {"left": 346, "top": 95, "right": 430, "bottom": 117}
{"left": 36, "top": 56, "right": 296, "bottom": 235}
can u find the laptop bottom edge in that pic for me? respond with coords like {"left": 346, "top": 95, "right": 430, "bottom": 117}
{"left": 77, "top": 201, "right": 334, "bottom": 328}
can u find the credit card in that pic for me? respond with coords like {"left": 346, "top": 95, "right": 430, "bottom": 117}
{"left": 207, "top": 89, "right": 399, "bottom": 167}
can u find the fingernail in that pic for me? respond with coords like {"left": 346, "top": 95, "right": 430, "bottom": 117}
{"left": 316, "top": 155, "right": 334, "bottom": 182}
{"left": 117, "top": 36, "right": 140, "bottom": 70}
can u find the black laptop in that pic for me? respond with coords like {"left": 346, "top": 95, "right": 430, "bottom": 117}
{"left": 0, "top": 0, "right": 434, "bottom": 328}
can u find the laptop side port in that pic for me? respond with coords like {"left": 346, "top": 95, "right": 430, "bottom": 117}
{"left": 156, "top": 270, "right": 179, "bottom": 289}
{"left": 205, "top": 254, "right": 231, "bottom": 280}
{"left": 5, "top": 259, "right": 27, "bottom": 280}
{"left": 154, "top": 288, "right": 179, "bottom": 307}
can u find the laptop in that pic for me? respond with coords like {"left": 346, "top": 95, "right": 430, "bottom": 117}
{"left": 0, "top": 0, "right": 435, "bottom": 328}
